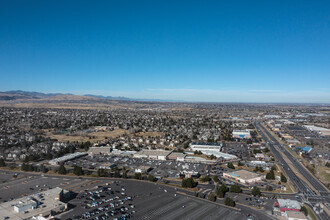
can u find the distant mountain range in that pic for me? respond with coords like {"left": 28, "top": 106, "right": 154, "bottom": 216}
{"left": 0, "top": 90, "right": 178, "bottom": 102}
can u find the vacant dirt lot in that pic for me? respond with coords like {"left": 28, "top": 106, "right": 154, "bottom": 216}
{"left": 44, "top": 129, "right": 128, "bottom": 143}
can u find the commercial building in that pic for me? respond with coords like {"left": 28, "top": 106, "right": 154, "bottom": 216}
{"left": 223, "top": 170, "right": 264, "bottom": 184}
{"left": 189, "top": 142, "right": 236, "bottom": 160}
{"left": 232, "top": 130, "right": 251, "bottom": 139}
{"left": 190, "top": 142, "right": 222, "bottom": 152}
{"left": 88, "top": 146, "right": 136, "bottom": 157}
{"left": 297, "top": 146, "right": 312, "bottom": 153}
{"left": 167, "top": 152, "right": 186, "bottom": 161}
{"left": 88, "top": 146, "right": 112, "bottom": 156}
{"left": 13, "top": 198, "right": 38, "bottom": 213}
{"left": 181, "top": 170, "right": 200, "bottom": 178}
{"left": 49, "top": 152, "right": 87, "bottom": 165}
{"left": 133, "top": 150, "right": 172, "bottom": 161}
{"left": 255, "top": 153, "right": 265, "bottom": 160}
{"left": 302, "top": 125, "right": 330, "bottom": 136}
{"left": 135, "top": 166, "right": 152, "bottom": 173}
{"left": 284, "top": 211, "right": 307, "bottom": 220}
{"left": 0, "top": 187, "right": 68, "bottom": 220}
{"left": 273, "top": 199, "right": 301, "bottom": 215}
{"left": 99, "top": 163, "right": 117, "bottom": 169}
{"left": 202, "top": 151, "right": 237, "bottom": 160}
{"left": 184, "top": 156, "right": 217, "bottom": 164}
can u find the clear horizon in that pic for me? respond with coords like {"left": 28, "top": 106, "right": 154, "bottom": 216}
{"left": 1, "top": 1, "right": 329, "bottom": 103}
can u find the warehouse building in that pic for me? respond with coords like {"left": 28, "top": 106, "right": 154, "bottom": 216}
{"left": 190, "top": 142, "right": 223, "bottom": 152}
{"left": 88, "top": 146, "right": 136, "bottom": 157}
{"left": 223, "top": 170, "right": 264, "bottom": 184}
{"left": 49, "top": 152, "right": 87, "bottom": 165}
{"left": 133, "top": 150, "right": 172, "bottom": 160}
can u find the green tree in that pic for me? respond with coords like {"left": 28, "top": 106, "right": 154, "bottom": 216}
{"left": 73, "top": 166, "right": 84, "bottom": 176}
{"left": 253, "top": 149, "right": 262, "bottom": 154}
{"left": 237, "top": 161, "right": 243, "bottom": 166}
{"left": 148, "top": 175, "right": 157, "bottom": 182}
{"left": 200, "top": 175, "right": 211, "bottom": 182}
{"left": 224, "top": 197, "right": 236, "bottom": 207}
{"left": 182, "top": 177, "right": 198, "bottom": 188}
{"left": 58, "top": 164, "right": 67, "bottom": 175}
{"left": 251, "top": 186, "right": 261, "bottom": 197}
{"left": 300, "top": 206, "right": 308, "bottom": 216}
{"left": 39, "top": 164, "right": 48, "bottom": 173}
{"left": 209, "top": 154, "right": 217, "bottom": 160}
{"left": 114, "top": 170, "right": 121, "bottom": 178}
{"left": 266, "top": 185, "right": 273, "bottom": 191}
{"left": 134, "top": 172, "right": 142, "bottom": 180}
{"left": 0, "top": 158, "right": 6, "bottom": 167}
{"left": 254, "top": 166, "right": 264, "bottom": 172}
{"left": 266, "top": 170, "right": 275, "bottom": 180}
{"left": 194, "top": 150, "right": 203, "bottom": 155}
{"left": 230, "top": 185, "right": 242, "bottom": 193}
{"left": 208, "top": 192, "right": 217, "bottom": 202}
{"left": 21, "top": 163, "right": 27, "bottom": 171}
{"left": 216, "top": 184, "right": 229, "bottom": 198}
{"left": 97, "top": 168, "right": 108, "bottom": 177}
{"left": 227, "top": 162, "right": 235, "bottom": 169}
{"left": 184, "top": 141, "right": 191, "bottom": 149}
{"left": 280, "top": 173, "right": 287, "bottom": 183}
{"left": 212, "top": 175, "right": 220, "bottom": 183}
{"left": 21, "top": 163, "right": 34, "bottom": 172}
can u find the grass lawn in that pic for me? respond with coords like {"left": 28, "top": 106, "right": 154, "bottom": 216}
{"left": 317, "top": 165, "right": 330, "bottom": 184}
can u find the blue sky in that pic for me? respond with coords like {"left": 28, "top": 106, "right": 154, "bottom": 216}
{"left": 0, "top": 0, "right": 329, "bottom": 103}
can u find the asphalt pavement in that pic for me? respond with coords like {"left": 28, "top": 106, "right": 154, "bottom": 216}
{"left": 255, "top": 122, "right": 330, "bottom": 220}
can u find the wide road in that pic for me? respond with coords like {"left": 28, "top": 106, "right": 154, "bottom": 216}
{"left": 255, "top": 122, "right": 330, "bottom": 220}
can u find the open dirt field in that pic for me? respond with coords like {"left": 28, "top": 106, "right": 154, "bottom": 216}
{"left": 44, "top": 129, "right": 128, "bottom": 143}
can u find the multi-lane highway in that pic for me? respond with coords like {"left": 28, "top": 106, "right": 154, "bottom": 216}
{"left": 254, "top": 122, "right": 330, "bottom": 220}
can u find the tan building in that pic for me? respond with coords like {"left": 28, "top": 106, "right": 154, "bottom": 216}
{"left": 223, "top": 170, "right": 264, "bottom": 184}
{"left": 167, "top": 152, "right": 186, "bottom": 161}
{"left": 285, "top": 211, "right": 307, "bottom": 220}
{"left": 88, "top": 146, "right": 112, "bottom": 156}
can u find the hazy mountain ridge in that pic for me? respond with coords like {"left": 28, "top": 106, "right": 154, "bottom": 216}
{"left": 0, "top": 90, "right": 178, "bottom": 102}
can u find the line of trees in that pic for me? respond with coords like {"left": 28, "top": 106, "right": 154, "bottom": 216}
{"left": 0, "top": 158, "right": 6, "bottom": 167}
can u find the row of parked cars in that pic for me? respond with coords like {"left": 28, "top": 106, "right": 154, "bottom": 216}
{"left": 70, "top": 183, "right": 136, "bottom": 220}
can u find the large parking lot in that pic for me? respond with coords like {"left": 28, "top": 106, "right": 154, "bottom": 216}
{"left": 62, "top": 180, "right": 245, "bottom": 220}
{"left": 0, "top": 171, "right": 247, "bottom": 220}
